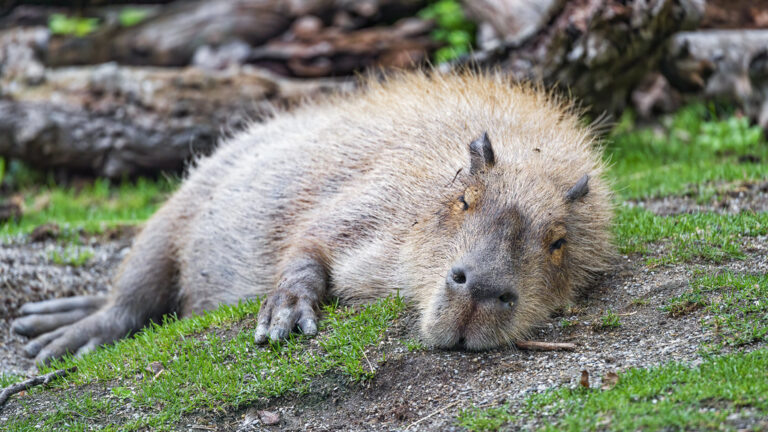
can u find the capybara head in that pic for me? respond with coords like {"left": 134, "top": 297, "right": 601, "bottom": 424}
{"left": 404, "top": 126, "right": 614, "bottom": 350}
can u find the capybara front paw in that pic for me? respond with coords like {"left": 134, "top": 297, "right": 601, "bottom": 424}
{"left": 254, "top": 291, "right": 318, "bottom": 344}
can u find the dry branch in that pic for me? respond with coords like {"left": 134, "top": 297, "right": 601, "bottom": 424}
{"left": 514, "top": 340, "right": 577, "bottom": 351}
{"left": 0, "top": 367, "right": 76, "bottom": 408}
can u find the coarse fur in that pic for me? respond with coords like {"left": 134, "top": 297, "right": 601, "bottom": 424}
{"left": 13, "top": 70, "right": 615, "bottom": 362}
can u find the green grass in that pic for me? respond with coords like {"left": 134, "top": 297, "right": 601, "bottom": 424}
{"left": 560, "top": 318, "right": 575, "bottom": 328}
{"left": 523, "top": 348, "right": 768, "bottom": 431}
{"left": 607, "top": 105, "right": 768, "bottom": 201}
{"left": 48, "top": 13, "right": 99, "bottom": 37}
{"left": 457, "top": 404, "right": 517, "bottom": 432}
{"left": 614, "top": 206, "right": 768, "bottom": 264}
{"left": 4, "top": 296, "right": 406, "bottom": 431}
{"left": 118, "top": 7, "right": 150, "bottom": 27}
{"left": 666, "top": 271, "right": 768, "bottom": 348}
{"left": 419, "top": 0, "right": 476, "bottom": 63}
{"left": 459, "top": 349, "right": 768, "bottom": 431}
{"left": 1, "top": 373, "right": 23, "bottom": 388}
{"left": 593, "top": 310, "right": 621, "bottom": 331}
{"left": 630, "top": 298, "right": 650, "bottom": 306}
{"left": 48, "top": 246, "right": 94, "bottom": 267}
{"left": 1, "top": 177, "right": 175, "bottom": 240}
{"left": 402, "top": 338, "right": 426, "bottom": 352}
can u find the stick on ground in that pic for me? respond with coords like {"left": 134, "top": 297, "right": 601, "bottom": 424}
{"left": 0, "top": 367, "right": 76, "bottom": 408}
{"left": 514, "top": 340, "right": 577, "bottom": 351}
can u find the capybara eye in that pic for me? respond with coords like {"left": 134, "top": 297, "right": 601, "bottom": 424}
{"left": 499, "top": 292, "right": 516, "bottom": 306}
{"left": 458, "top": 195, "right": 469, "bottom": 211}
{"left": 550, "top": 238, "right": 566, "bottom": 252}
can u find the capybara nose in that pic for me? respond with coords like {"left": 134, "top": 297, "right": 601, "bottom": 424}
{"left": 446, "top": 266, "right": 517, "bottom": 306}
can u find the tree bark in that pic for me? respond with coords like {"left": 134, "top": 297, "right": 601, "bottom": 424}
{"left": 463, "top": 0, "right": 706, "bottom": 115}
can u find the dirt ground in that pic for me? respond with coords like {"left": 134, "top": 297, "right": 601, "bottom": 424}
{"left": 1, "top": 189, "right": 767, "bottom": 430}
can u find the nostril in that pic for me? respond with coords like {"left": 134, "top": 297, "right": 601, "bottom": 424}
{"left": 498, "top": 292, "right": 517, "bottom": 305}
{"left": 451, "top": 267, "right": 467, "bottom": 284}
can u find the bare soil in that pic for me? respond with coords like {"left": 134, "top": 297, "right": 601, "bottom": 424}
{"left": 1, "top": 195, "right": 767, "bottom": 430}
{"left": 1, "top": 233, "right": 130, "bottom": 376}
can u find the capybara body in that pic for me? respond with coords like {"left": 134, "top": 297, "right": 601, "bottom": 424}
{"left": 13, "top": 72, "right": 614, "bottom": 362}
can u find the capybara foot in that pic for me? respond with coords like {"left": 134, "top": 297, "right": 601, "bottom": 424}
{"left": 20, "top": 306, "right": 135, "bottom": 365}
{"left": 12, "top": 295, "right": 108, "bottom": 337}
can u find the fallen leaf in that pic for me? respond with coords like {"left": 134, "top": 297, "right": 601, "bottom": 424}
{"left": 258, "top": 410, "right": 280, "bottom": 425}
{"left": 580, "top": 370, "right": 590, "bottom": 389}
{"left": 145, "top": 361, "right": 165, "bottom": 379}
{"left": 243, "top": 407, "right": 259, "bottom": 426}
{"left": 601, "top": 371, "right": 619, "bottom": 390}
{"left": 146, "top": 361, "right": 164, "bottom": 374}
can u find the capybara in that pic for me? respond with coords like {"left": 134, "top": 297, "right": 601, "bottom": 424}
{"left": 13, "top": 71, "right": 614, "bottom": 363}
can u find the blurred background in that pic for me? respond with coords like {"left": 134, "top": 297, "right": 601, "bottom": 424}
{"left": 0, "top": 0, "right": 767, "bottom": 231}
{"left": 1, "top": 0, "right": 767, "bottom": 179}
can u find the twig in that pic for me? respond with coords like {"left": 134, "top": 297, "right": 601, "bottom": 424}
{"left": 617, "top": 311, "right": 637, "bottom": 317}
{"left": 405, "top": 400, "right": 459, "bottom": 430}
{"left": 0, "top": 367, "right": 76, "bottom": 408}
{"left": 361, "top": 348, "right": 374, "bottom": 374}
{"left": 514, "top": 340, "right": 577, "bottom": 351}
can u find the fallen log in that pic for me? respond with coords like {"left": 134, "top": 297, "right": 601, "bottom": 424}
{"left": 0, "top": 63, "right": 352, "bottom": 177}
{"left": 662, "top": 30, "right": 768, "bottom": 129}
{"left": 464, "top": 0, "right": 564, "bottom": 48}
{"left": 41, "top": 0, "right": 428, "bottom": 68}
{"left": 46, "top": 0, "right": 292, "bottom": 67}
{"left": 249, "top": 17, "right": 435, "bottom": 77}
{"left": 460, "top": 0, "right": 705, "bottom": 115}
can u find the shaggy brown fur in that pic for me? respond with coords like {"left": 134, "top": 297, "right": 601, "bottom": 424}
{"left": 12, "top": 71, "right": 615, "bottom": 362}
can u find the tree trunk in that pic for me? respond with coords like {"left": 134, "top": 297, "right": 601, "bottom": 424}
{"left": 463, "top": 0, "right": 706, "bottom": 115}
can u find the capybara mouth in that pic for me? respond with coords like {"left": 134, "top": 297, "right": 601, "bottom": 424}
{"left": 424, "top": 294, "right": 522, "bottom": 351}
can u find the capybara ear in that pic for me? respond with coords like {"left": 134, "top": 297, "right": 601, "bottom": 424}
{"left": 566, "top": 174, "right": 590, "bottom": 202}
{"left": 469, "top": 132, "right": 495, "bottom": 175}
